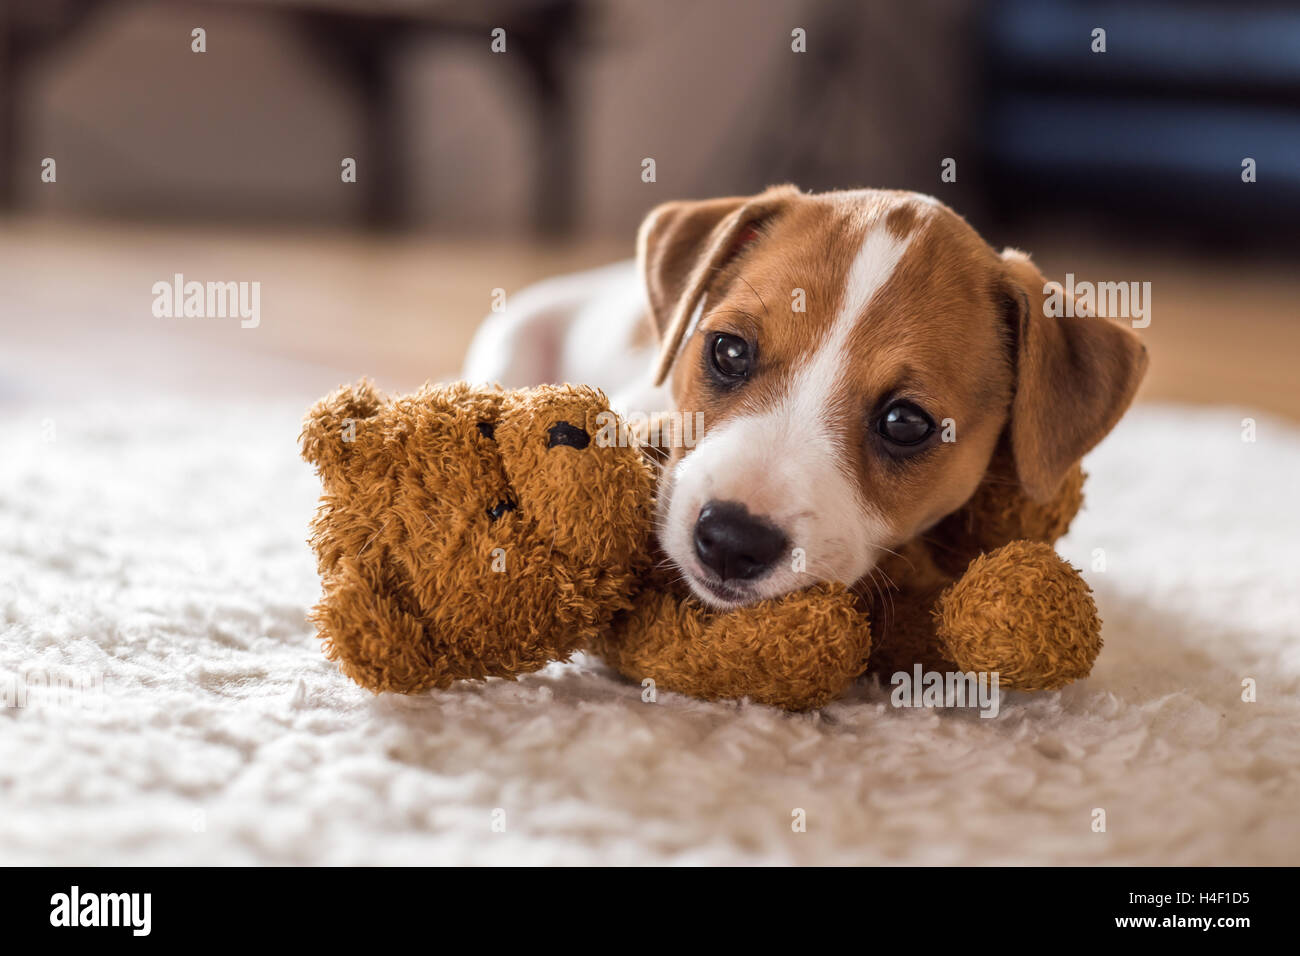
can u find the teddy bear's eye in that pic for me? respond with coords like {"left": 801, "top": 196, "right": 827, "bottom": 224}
{"left": 486, "top": 497, "right": 516, "bottom": 521}
{"left": 547, "top": 422, "right": 590, "bottom": 449}
{"left": 477, "top": 422, "right": 496, "bottom": 440}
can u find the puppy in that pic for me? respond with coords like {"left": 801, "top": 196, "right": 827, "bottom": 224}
{"left": 463, "top": 185, "right": 1148, "bottom": 609}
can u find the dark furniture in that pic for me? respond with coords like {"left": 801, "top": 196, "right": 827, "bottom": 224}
{"left": 0, "top": 0, "right": 587, "bottom": 233}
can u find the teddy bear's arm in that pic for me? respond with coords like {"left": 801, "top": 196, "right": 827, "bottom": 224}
{"left": 933, "top": 540, "right": 1101, "bottom": 690}
{"left": 592, "top": 583, "right": 871, "bottom": 711}
{"left": 866, "top": 456, "right": 1096, "bottom": 689}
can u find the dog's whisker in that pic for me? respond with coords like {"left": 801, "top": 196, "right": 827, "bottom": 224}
{"left": 733, "top": 273, "right": 769, "bottom": 316}
{"left": 872, "top": 543, "right": 917, "bottom": 575}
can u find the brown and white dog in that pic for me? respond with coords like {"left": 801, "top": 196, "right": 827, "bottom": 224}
{"left": 463, "top": 185, "right": 1148, "bottom": 610}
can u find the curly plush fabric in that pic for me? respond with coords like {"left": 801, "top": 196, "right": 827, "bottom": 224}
{"left": 937, "top": 541, "right": 1101, "bottom": 689}
{"left": 302, "top": 382, "right": 654, "bottom": 693}
{"left": 863, "top": 445, "right": 1096, "bottom": 692}
{"left": 302, "top": 381, "right": 1100, "bottom": 708}
{"left": 593, "top": 572, "right": 871, "bottom": 710}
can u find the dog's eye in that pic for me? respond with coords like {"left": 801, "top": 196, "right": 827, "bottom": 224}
{"left": 708, "top": 332, "right": 754, "bottom": 380}
{"left": 877, "top": 401, "right": 935, "bottom": 446}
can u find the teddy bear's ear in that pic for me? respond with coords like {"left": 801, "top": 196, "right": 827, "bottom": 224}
{"left": 300, "top": 379, "right": 387, "bottom": 473}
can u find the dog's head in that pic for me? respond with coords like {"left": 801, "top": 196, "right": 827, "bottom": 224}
{"left": 642, "top": 185, "right": 1148, "bottom": 608}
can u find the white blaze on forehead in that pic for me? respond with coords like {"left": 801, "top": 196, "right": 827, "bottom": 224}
{"left": 782, "top": 217, "right": 919, "bottom": 439}
{"left": 660, "top": 213, "right": 927, "bottom": 603}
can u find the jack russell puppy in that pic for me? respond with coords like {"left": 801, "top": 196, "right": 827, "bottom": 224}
{"left": 463, "top": 185, "right": 1148, "bottom": 610}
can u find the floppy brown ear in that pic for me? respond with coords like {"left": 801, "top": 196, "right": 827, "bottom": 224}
{"left": 1000, "top": 249, "right": 1149, "bottom": 502}
{"left": 638, "top": 184, "right": 799, "bottom": 385}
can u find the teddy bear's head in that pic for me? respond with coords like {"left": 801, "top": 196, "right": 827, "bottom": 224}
{"left": 300, "top": 380, "right": 655, "bottom": 693}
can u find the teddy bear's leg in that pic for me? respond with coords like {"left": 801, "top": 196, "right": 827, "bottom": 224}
{"left": 315, "top": 555, "right": 603, "bottom": 694}
{"left": 934, "top": 541, "right": 1101, "bottom": 691}
{"left": 592, "top": 583, "right": 871, "bottom": 710}
{"left": 311, "top": 561, "right": 478, "bottom": 695}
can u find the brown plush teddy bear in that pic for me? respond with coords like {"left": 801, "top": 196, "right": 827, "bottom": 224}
{"left": 301, "top": 379, "right": 1100, "bottom": 710}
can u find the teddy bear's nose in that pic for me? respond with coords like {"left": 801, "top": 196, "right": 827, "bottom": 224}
{"left": 547, "top": 421, "right": 590, "bottom": 449}
{"left": 694, "top": 500, "right": 787, "bottom": 581}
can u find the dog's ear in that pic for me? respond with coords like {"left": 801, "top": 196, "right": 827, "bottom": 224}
{"left": 638, "top": 185, "right": 799, "bottom": 385}
{"left": 1000, "top": 248, "right": 1149, "bottom": 502}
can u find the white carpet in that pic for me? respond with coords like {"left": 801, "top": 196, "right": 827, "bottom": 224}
{"left": 1, "top": 398, "right": 1297, "bottom": 865}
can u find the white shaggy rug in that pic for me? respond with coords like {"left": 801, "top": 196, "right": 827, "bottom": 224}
{"left": 1, "top": 397, "right": 1297, "bottom": 865}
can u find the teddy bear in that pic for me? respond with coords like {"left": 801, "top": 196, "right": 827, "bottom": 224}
{"left": 300, "top": 379, "right": 1100, "bottom": 710}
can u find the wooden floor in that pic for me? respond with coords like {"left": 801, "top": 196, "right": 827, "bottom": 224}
{"left": 1, "top": 216, "right": 1296, "bottom": 421}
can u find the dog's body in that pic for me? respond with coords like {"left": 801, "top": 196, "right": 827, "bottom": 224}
{"left": 462, "top": 259, "right": 670, "bottom": 416}
{"left": 463, "top": 186, "right": 1147, "bottom": 610}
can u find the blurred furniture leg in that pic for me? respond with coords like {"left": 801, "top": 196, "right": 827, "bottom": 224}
{"left": 0, "top": 0, "right": 105, "bottom": 211}
{"left": 1, "top": 0, "right": 585, "bottom": 235}
{"left": 510, "top": 1, "right": 580, "bottom": 235}
{"left": 300, "top": 14, "right": 412, "bottom": 230}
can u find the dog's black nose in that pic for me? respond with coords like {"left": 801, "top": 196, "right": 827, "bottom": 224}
{"left": 693, "top": 500, "right": 787, "bottom": 582}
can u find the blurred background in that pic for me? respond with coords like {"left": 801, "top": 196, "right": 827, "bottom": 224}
{"left": 1, "top": 0, "right": 1297, "bottom": 415}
